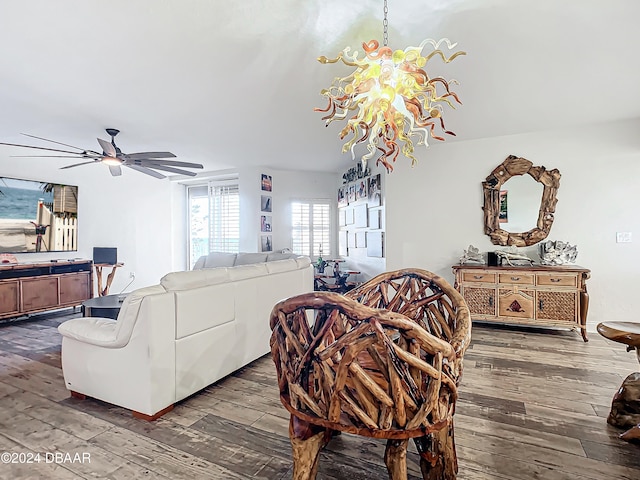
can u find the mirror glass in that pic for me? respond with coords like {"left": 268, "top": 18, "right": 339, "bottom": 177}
{"left": 497, "top": 175, "right": 543, "bottom": 233}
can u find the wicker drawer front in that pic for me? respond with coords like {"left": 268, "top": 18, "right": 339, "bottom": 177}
{"left": 462, "top": 272, "right": 496, "bottom": 284}
{"left": 536, "top": 274, "right": 577, "bottom": 287}
{"left": 463, "top": 287, "right": 496, "bottom": 316}
{"left": 536, "top": 291, "right": 577, "bottom": 321}
{"left": 498, "top": 273, "right": 534, "bottom": 285}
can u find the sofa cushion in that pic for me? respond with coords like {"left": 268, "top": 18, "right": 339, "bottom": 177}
{"left": 266, "top": 252, "right": 299, "bottom": 262}
{"left": 161, "top": 268, "right": 230, "bottom": 291}
{"left": 234, "top": 253, "right": 268, "bottom": 265}
{"left": 193, "top": 252, "right": 237, "bottom": 269}
{"left": 228, "top": 263, "right": 269, "bottom": 281}
{"left": 265, "top": 258, "right": 299, "bottom": 274}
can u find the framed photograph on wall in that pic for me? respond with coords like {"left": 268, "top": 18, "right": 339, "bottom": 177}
{"left": 337, "top": 186, "right": 347, "bottom": 207}
{"left": 354, "top": 204, "right": 368, "bottom": 228}
{"left": 345, "top": 208, "right": 355, "bottom": 225}
{"left": 367, "top": 174, "right": 381, "bottom": 207}
{"left": 369, "top": 209, "right": 381, "bottom": 229}
{"left": 260, "top": 235, "right": 273, "bottom": 252}
{"left": 347, "top": 183, "right": 356, "bottom": 203}
{"left": 338, "top": 209, "right": 346, "bottom": 226}
{"left": 356, "top": 231, "right": 366, "bottom": 248}
{"left": 261, "top": 215, "right": 272, "bottom": 232}
{"left": 367, "top": 231, "right": 384, "bottom": 257}
{"left": 356, "top": 178, "right": 367, "bottom": 201}
{"left": 348, "top": 232, "right": 356, "bottom": 248}
{"left": 261, "top": 195, "right": 272, "bottom": 212}
{"left": 338, "top": 230, "right": 348, "bottom": 256}
{"left": 261, "top": 174, "right": 272, "bottom": 192}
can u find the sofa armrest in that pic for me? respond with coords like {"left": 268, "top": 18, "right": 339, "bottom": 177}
{"left": 58, "top": 317, "right": 125, "bottom": 348}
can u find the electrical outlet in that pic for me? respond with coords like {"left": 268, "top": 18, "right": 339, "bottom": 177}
{"left": 129, "top": 271, "right": 136, "bottom": 278}
{"left": 616, "top": 232, "right": 632, "bottom": 243}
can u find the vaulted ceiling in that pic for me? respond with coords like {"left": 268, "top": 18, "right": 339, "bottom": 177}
{"left": 1, "top": 0, "right": 639, "bottom": 175}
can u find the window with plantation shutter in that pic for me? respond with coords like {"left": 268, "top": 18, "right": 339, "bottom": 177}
{"left": 188, "top": 180, "right": 240, "bottom": 268}
{"left": 291, "top": 199, "right": 331, "bottom": 258}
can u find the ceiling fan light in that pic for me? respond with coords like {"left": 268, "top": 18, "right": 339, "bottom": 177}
{"left": 101, "top": 157, "right": 123, "bottom": 166}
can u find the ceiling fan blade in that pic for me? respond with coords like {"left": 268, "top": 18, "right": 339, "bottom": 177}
{"left": 97, "top": 138, "right": 117, "bottom": 157}
{"left": 20, "top": 133, "right": 94, "bottom": 152}
{"left": 139, "top": 164, "right": 198, "bottom": 177}
{"left": 0, "top": 141, "right": 87, "bottom": 156}
{"left": 10, "top": 154, "right": 102, "bottom": 158}
{"left": 124, "top": 151, "right": 176, "bottom": 160}
{"left": 136, "top": 159, "right": 203, "bottom": 169}
{"left": 109, "top": 165, "right": 122, "bottom": 176}
{"left": 126, "top": 164, "right": 166, "bottom": 179}
{"left": 60, "top": 160, "right": 99, "bottom": 169}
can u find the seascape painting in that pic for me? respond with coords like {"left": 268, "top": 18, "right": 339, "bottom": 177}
{"left": 0, "top": 176, "right": 78, "bottom": 253}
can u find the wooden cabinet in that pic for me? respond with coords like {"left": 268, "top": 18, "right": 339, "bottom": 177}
{"left": 452, "top": 264, "right": 590, "bottom": 341}
{"left": 0, "top": 260, "right": 92, "bottom": 320}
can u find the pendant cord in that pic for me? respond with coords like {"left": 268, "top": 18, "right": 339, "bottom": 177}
{"left": 383, "top": 0, "right": 389, "bottom": 46}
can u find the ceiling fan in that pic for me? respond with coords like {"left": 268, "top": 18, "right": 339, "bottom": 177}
{"left": 0, "top": 128, "right": 204, "bottom": 179}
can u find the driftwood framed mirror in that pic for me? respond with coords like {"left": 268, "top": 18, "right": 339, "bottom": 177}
{"left": 483, "top": 155, "right": 561, "bottom": 246}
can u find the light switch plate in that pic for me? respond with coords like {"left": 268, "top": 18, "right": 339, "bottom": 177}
{"left": 616, "top": 232, "right": 632, "bottom": 243}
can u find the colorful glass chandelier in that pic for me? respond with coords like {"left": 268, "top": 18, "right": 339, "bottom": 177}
{"left": 315, "top": 0, "right": 466, "bottom": 172}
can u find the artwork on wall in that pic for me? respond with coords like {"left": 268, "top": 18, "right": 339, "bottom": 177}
{"left": 337, "top": 186, "right": 348, "bottom": 207}
{"left": 261, "top": 195, "right": 272, "bottom": 212}
{"left": 367, "top": 174, "right": 382, "bottom": 207}
{"left": 261, "top": 174, "right": 272, "bottom": 191}
{"left": 356, "top": 179, "right": 367, "bottom": 200}
{"left": 356, "top": 231, "right": 366, "bottom": 248}
{"left": 367, "top": 231, "right": 384, "bottom": 257}
{"left": 369, "top": 209, "right": 381, "bottom": 229}
{"left": 499, "top": 190, "right": 508, "bottom": 223}
{"left": 347, "top": 183, "right": 356, "bottom": 203}
{"left": 260, "top": 235, "right": 273, "bottom": 252}
{"left": 354, "top": 204, "right": 368, "bottom": 228}
{"left": 348, "top": 232, "right": 356, "bottom": 248}
{"left": 345, "top": 208, "right": 355, "bottom": 225}
{"left": 261, "top": 215, "right": 272, "bottom": 232}
{"left": 338, "top": 231, "right": 348, "bottom": 256}
{"left": 338, "top": 209, "right": 347, "bottom": 226}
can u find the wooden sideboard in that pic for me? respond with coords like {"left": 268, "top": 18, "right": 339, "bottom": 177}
{"left": 452, "top": 264, "right": 590, "bottom": 341}
{"left": 0, "top": 260, "right": 92, "bottom": 320}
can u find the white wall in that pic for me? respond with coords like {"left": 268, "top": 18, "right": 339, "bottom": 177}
{"left": 386, "top": 118, "right": 640, "bottom": 328}
{"left": 0, "top": 155, "right": 179, "bottom": 295}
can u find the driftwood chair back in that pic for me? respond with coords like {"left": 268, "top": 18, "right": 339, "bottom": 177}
{"left": 269, "top": 268, "right": 471, "bottom": 480}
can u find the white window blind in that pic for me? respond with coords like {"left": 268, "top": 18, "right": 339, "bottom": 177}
{"left": 188, "top": 181, "right": 240, "bottom": 268}
{"left": 291, "top": 200, "right": 331, "bottom": 258}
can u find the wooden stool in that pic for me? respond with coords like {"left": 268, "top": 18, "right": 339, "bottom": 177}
{"left": 596, "top": 322, "right": 640, "bottom": 441}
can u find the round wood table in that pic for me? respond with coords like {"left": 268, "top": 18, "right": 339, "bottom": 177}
{"left": 597, "top": 321, "right": 640, "bottom": 441}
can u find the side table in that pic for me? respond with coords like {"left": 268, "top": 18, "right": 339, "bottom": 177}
{"left": 93, "top": 262, "right": 124, "bottom": 296}
{"left": 82, "top": 294, "right": 126, "bottom": 320}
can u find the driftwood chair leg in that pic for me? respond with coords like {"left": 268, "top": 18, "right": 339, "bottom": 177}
{"left": 289, "top": 416, "right": 326, "bottom": 480}
{"left": 415, "top": 424, "right": 458, "bottom": 480}
{"left": 384, "top": 439, "right": 409, "bottom": 480}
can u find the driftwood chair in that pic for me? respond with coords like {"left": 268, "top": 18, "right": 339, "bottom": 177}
{"left": 269, "top": 268, "right": 471, "bottom": 480}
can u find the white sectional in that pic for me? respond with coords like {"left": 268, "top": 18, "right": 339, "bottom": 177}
{"left": 58, "top": 254, "right": 313, "bottom": 418}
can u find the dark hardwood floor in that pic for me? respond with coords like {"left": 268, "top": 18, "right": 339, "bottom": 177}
{"left": 0, "top": 309, "right": 639, "bottom": 479}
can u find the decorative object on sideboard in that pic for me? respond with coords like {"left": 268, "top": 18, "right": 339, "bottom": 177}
{"left": 494, "top": 247, "right": 534, "bottom": 266}
{"left": 539, "top": 240, "right": 578, "bottom": 265}
{"left": 0, "top": 253, "right": 18, "bottom": 264}
{"left": 315, "top": 0, "right": 465, "bottom": 172}
{"left": 483, "top": 155, "right": 561, "bottom": 246}
{"left": 0, "top": 129, "right": 203, "bottom": 179}
{"left": 459, "top": 245, "right": 485, "bottom": 265}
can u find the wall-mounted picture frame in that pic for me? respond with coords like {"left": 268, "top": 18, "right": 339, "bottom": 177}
{"left": 347, "top": 183, "right": 356, "bottom": 203}
{"left": 345, "top": 208, "right": 355, "bottom": 225}
{"left": 337, "top": 186, "right": 347, "bottom": 207}
{"left": 356, "top": 231, "right": 366, "bottom": 248}
{"left": 261, "top": 174, "right": 272, "bottom": 192}
{"left": 338, "top": 231, "right": 348, "bottom": 256}
{"left": 367, "top": 231, "right": 384, "bottom": 257}
{"left": 356, "top": 179, "right": 367, "bottom": 201}
{"left": 260, "top": 195, "right": 272, "bottom": 212}
{"left": 348, "top": 232, "right": 356, "bottom": 248}
{"left": 354, "top": 204, "right": 368, "bottom": 228}
{"left": 338, "top": 209, "right": 346, "bottom": 226}
{"left": 261, "top": 215, "right": 272, "bottom": 232}
{"left": 368, "top": 174, "right": 381, "bottom": 207}
{"left": 369, "top": 209, "right": 381, "bottom": 229}
{"left": 260, "top": 235, "right": 273, "bottom": 252}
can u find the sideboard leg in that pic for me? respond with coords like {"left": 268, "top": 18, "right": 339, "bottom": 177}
{"left": 580, "top": 290, "right": 589, "bottom": 342}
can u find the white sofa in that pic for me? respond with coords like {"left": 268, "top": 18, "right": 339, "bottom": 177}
{"left": 58, "top": 253, "right": 313, "bottom": 418}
